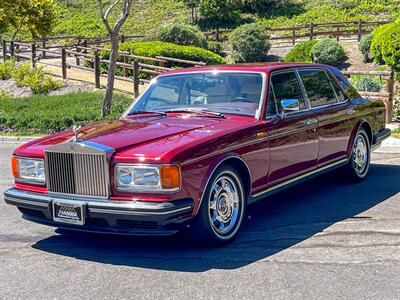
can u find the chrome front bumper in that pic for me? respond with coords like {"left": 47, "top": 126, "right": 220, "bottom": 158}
{"left": 4, "top": 188, "right": 194, "bottom": 236}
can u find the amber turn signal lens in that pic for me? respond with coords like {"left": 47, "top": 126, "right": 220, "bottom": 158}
{"left": 11, "top": 157, "right": 19, "bottom": 178}
{"left": 160, "top": 165, "right": 181, "bottom": 190}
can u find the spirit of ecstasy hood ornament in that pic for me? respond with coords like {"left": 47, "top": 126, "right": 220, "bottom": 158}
{"left": 72, "top": 125, "right": 82, "bottom": 142}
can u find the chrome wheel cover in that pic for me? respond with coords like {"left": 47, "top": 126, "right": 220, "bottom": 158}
{"left": 208, "top": 175, "right": 241, "bottom": 236}
{"left": 353, "top": 134, "right": 368, "bottom": 175}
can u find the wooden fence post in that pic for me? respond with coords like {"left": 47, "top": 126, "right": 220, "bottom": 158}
{"left": 94, "top": 50, "right": 101, "bottom": 88}
{"left": 61, "top": 48, "right": 67, "bottom": 79}
{"left": 42, "top": 40, "right": 46, "bottom": 59}
{"left": 124, "top": 55, "right": 129, "bottom": 77}
{"left": 357, "top": 20, "right": 362, "bottom": 41}
{"left": 309, "top": 23, "right": 314, "bottom": 40}
{"left": 15, "top": 44, "right": 20, "bottom": 62}
{"left": 292, "top": 30, "right": 296, "bottom": 45}
{"left": 2, "top": 40, "right": 7, "bottom": 61}
{"left": 385, "top": 71, "right": 395, "bottom": 123}
{"left": 9, "top": 41, "right": 15, "bottom": 58}
{"left": 133, "top": 61, "right": 140, "bottom": 97}
{"left": 31, "top": 43, "right": 36, "bottom": 68}
{"left": 336, "top": 26, "right": 340, "bottom": 41}
{"left": 76, "top": 38, "right": 81, "bottom": 66}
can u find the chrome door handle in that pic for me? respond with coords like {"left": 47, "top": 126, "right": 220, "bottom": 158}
{"left": 304, "top": 119, "right": 318, "bottom": 126}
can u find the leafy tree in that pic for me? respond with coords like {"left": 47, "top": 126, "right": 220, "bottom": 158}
{"left": 1, "top": 0, "right": 57, "bottom": 39}
{"left": 242, "top": 0, "right": 277, "bottom": 14}
{"left": 98, "top": 0, "right": 133, "bottom": 118}
{"left": 182, "top": 0, "right": 200, "bottom": 23}
{"left": 198, "top": 0, "right": 242, "bottom": 39}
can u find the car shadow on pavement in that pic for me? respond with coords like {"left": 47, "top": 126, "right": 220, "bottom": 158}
{"left": 33, "top": 163, "right": 400, "bottom": 272}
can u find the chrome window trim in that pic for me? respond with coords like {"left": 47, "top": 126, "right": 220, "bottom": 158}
{"left": 121, "top": 70, "right": 268, "bottom": 121}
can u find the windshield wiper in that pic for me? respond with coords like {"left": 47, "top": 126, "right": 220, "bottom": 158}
{"left": 164, "top": 108, "right": 225, "bottom": 118}
{"left": 128, "top": 110, "right": 167, "bottom": 117}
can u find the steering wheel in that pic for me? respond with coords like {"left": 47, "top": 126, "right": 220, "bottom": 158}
{"left": 231, "top": 97, "right": 254, "bottom": 103}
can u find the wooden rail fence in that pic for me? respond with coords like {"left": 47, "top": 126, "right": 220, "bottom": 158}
{"left": 0, "top": 40, "right": 206, "bottom": 96}
{"left": 204, "top": 20, "right": 391, "bottom": 46}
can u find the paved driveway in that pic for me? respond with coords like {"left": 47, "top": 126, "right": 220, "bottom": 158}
{"left": 1, "top": 142, "right": 400, "bottom": 299}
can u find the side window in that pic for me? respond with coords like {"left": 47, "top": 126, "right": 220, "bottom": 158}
{"left": 270, "top": 71, "right": 306, "bottom": 112}
{"left": 266, "top": 84, "right": 277, "bottom": 117}
{"left": 327, "top": 72, "right": 347, "bottom": 102}
{"left": 298, "top": 69, "right": 338, "bottom": 107}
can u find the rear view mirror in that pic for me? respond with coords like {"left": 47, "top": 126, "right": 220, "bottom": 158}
{"left": 281, "top": 99, "right": 300, "bottom": 112}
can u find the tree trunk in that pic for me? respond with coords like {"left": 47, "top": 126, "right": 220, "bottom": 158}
{"left": 101, "top": 34, "right": 119, "bottom": 118}
{"left": 191, "top": 7, "right": 195, "bottom": 24}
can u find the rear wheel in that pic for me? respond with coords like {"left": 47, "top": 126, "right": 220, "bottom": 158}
{"left": 191, "top": 165, "right": 246, "bottom": 246}
{"left": 345, "top": 128, "right": 371, "bottom": 181}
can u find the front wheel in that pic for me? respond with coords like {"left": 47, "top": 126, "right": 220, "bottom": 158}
{"left": 345, "top": 129, "right": 371, "bottom": 181}
{"left": 190, "top": 165, "right": 246, "bottom": 246}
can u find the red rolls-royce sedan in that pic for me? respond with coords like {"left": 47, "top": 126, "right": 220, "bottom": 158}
{"left": 5, "top": 63, "right": 391, "bottom": 245}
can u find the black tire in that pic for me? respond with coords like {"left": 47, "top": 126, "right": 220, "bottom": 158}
{"left": 345, "top": 128, "right": 371, "bottom": 181}
{"left": 190, "top": 165, "right": 247, "bottom": 246}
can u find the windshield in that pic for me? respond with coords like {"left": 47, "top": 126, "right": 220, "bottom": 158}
{"left": 127, "top": 72, "right": 264, "bottom": 117}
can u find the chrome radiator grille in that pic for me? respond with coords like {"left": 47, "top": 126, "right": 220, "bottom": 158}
{"left": 45, "top": 152, "right": 109, "bottom": 197}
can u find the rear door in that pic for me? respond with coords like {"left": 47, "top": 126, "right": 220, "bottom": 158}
{"left": 266, "top": 70, "right": 319, "bottom": 185}
{"left": 297, "top": 68, "right": 354, "bottom": 166}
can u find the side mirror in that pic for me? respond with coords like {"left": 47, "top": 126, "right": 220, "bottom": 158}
{"left": 281, "top": 99, "right": 300, "bottom": 112}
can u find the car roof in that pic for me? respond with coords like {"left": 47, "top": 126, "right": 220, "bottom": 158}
{"left": 163, "top": 62, "right": 332, "bottom": 75}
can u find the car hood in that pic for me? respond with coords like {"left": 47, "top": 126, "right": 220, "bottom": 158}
{"left": 23, "top": 116, "right": 228, "bottom": 153}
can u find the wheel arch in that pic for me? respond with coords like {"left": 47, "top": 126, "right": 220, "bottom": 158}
{"left": 347, "top": 119, "right": 373, "bottom": 156}
{"left": 195, "top": 153, "right": 252, "bottom": 214}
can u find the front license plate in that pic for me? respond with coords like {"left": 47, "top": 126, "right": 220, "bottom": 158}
{"left": 53, "top": 201, "right": 84, "bottom": 225}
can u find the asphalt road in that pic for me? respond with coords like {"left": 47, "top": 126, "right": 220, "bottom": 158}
{"left": 1, "top": 142, "right": 400, "bottom": 299}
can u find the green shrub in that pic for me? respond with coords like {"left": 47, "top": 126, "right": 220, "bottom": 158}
{"left": 311, "top": 38, "right": 347, "bottom": 67}
{"left": 21, "top": 67, "right": 64, "bottom": 94}
{"left": 11, "top": 63, "right": 63, "bottom": 94}
{"left": 371, "top": 19, "right": 400, "bottom": 71}
{"left": 12, "top": 63, "right": 32, "bottom": 85}
{"left": 0, "top": 59, "right": 16, "bottom": 80}
{"left": 157, "top": 23, "right": 208, "bottom": 48}
{"left": 349, "top": 75, "right": 383, "bottom": 92}
{"left": 0, "top": 92, "right": 132, "bottom": 135}
{"left": 284, "top": 40, "right": 318, "bottom": 62}
{"left": 229, "top": 23, "right": 271, "bottom": 63}
{"left": 207, "top": 41, "right": 224, "bottom": 56}
{"left": 359, "top": 34, "right": 373, "bottom": 63}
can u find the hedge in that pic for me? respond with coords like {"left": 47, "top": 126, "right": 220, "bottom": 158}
{"left": 118, "top": 41, "right": 226, "bottom": 66}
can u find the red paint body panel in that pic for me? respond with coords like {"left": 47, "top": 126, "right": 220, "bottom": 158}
{"left": 11, "top": 63, "right": 387, "bottom": 217}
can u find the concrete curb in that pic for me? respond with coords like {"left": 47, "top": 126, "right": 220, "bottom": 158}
{"left": 0, "top": 136, "right": 43, "bottom": 144}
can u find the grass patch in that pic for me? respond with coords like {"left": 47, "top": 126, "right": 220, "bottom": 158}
{"left": 0, "top": 92, "right": 133, "bottom": 135}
